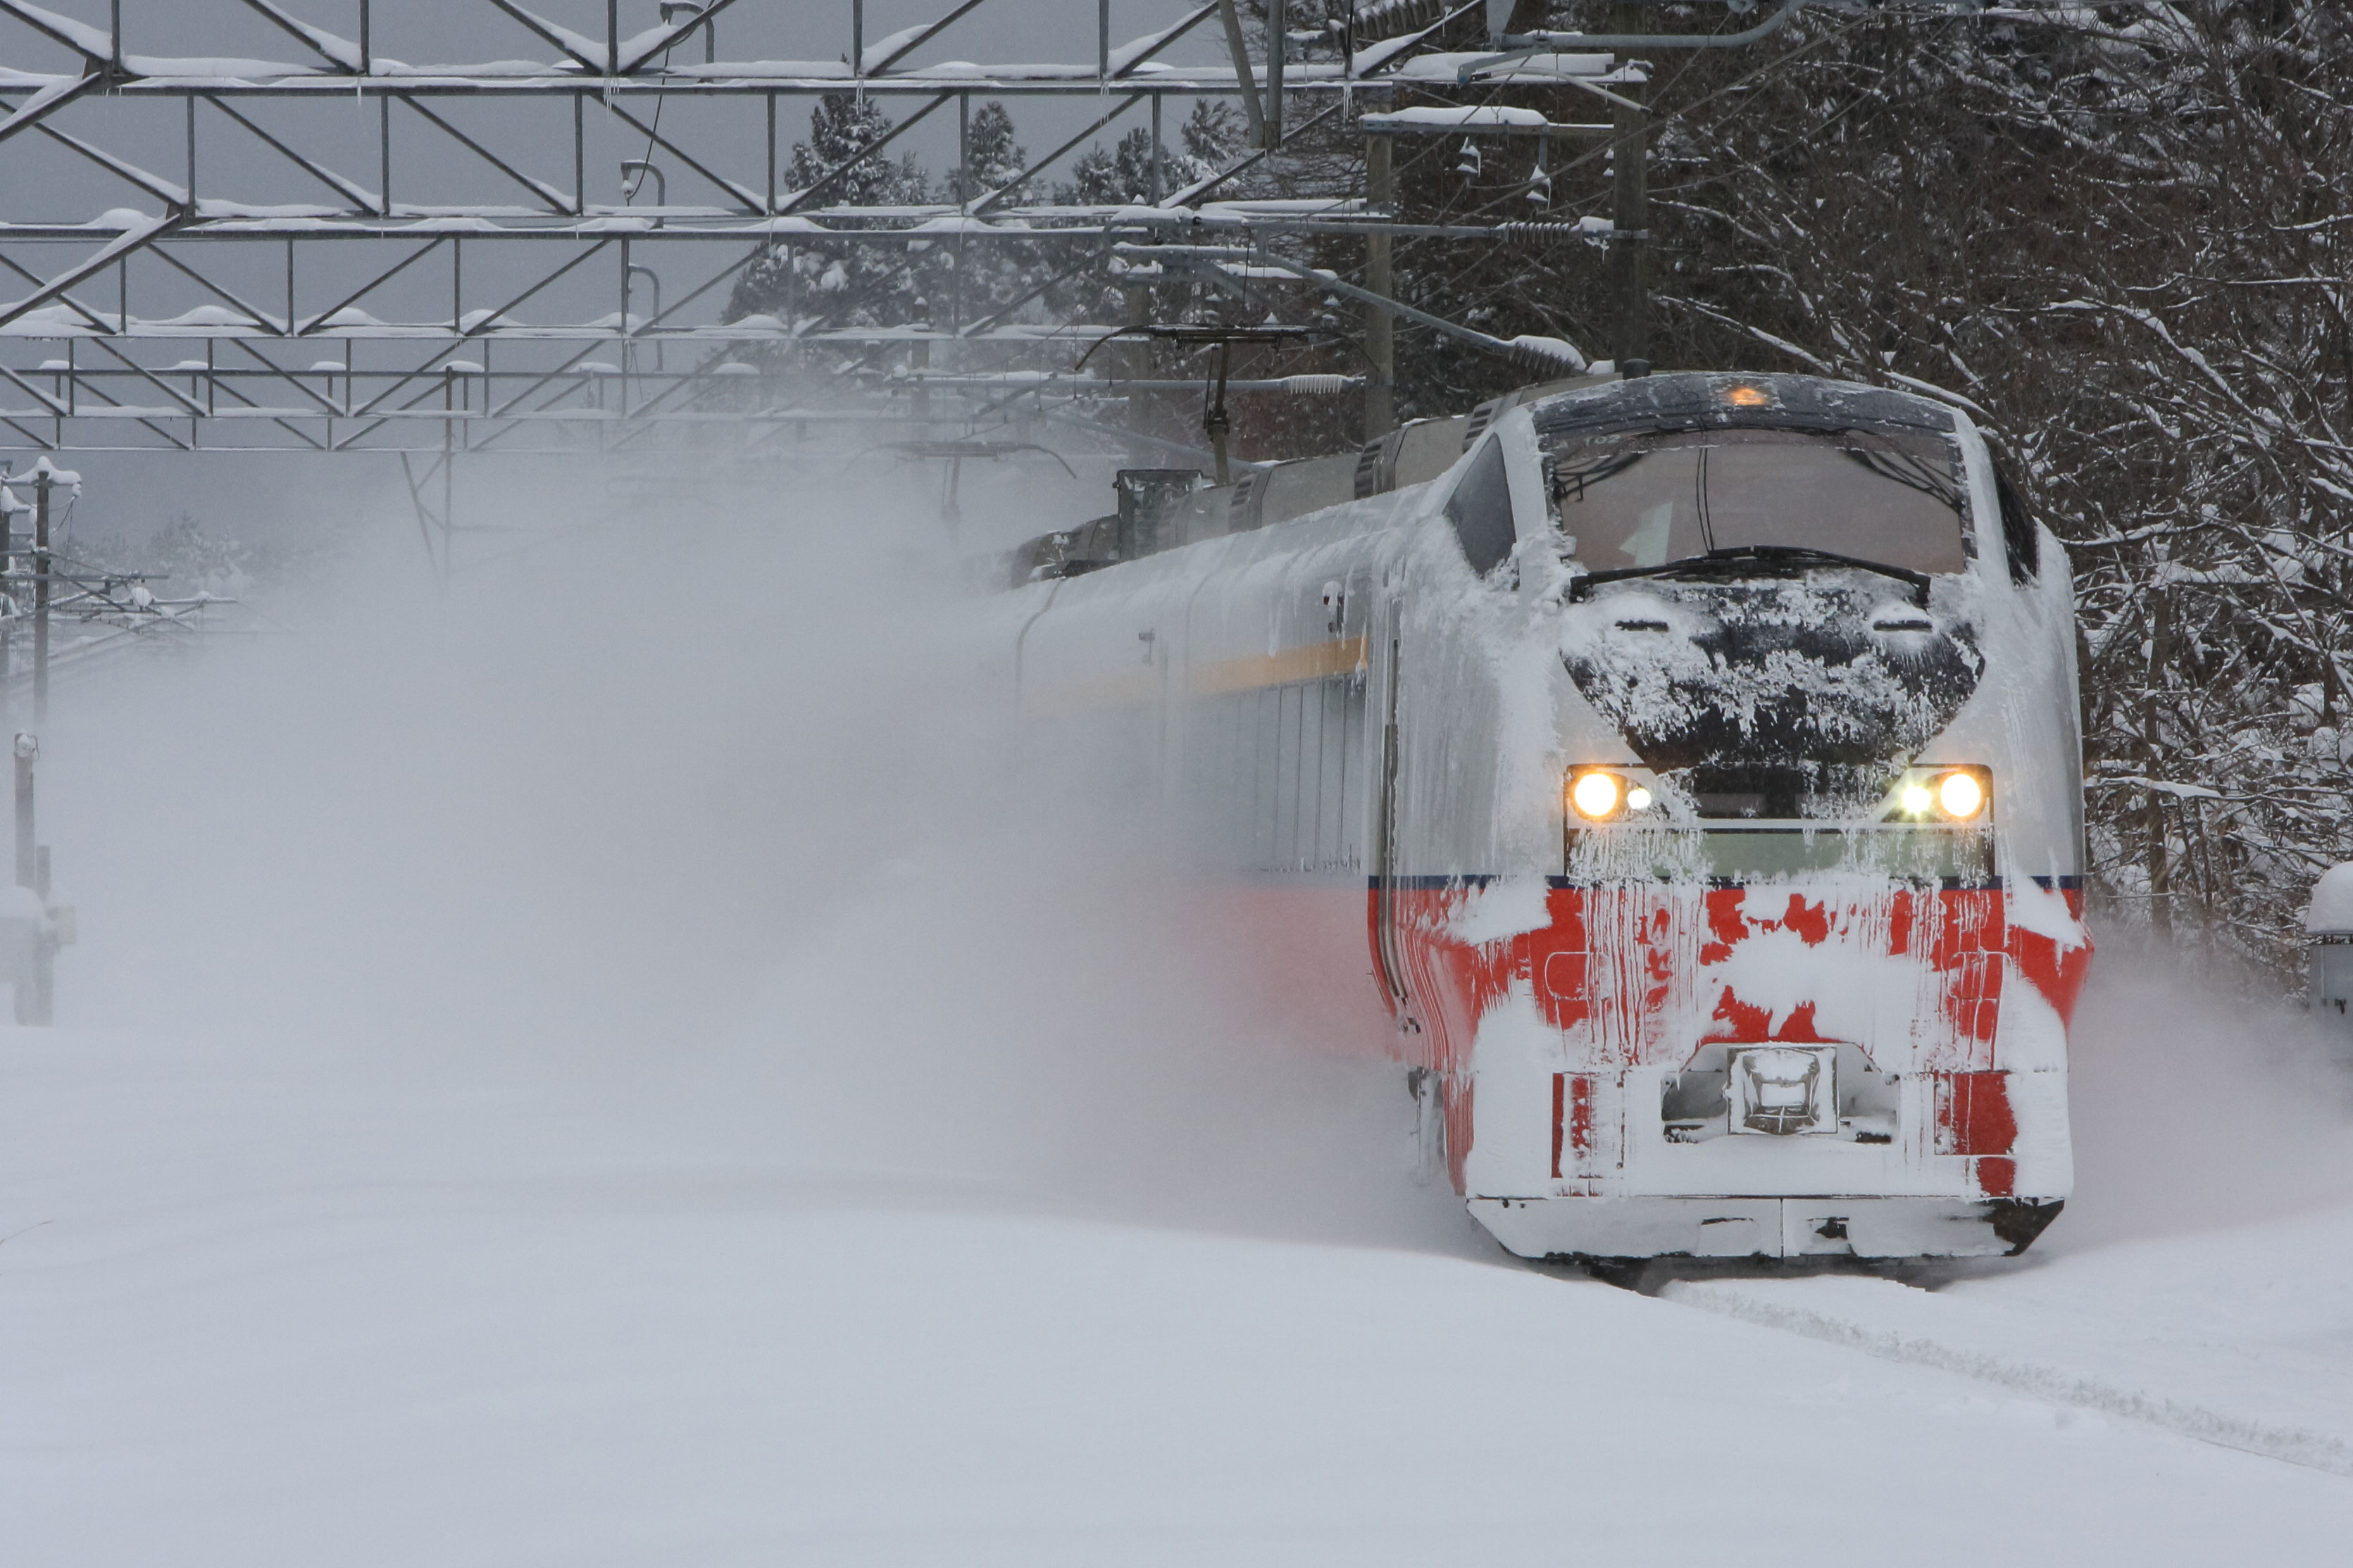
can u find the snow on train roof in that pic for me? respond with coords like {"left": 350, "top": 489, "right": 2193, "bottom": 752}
{"left": 1527, "top": 372, "right": 1961, "bottom": 439}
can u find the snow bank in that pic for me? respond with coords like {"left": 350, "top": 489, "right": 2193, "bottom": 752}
{"left": 2055, "top": 932, "right": 2353, "bottom": 1248}
{"left": 2307, "top": 861, "right": 2353, "bottom": 932}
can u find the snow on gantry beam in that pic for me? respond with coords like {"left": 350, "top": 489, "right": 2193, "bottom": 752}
{"left": 6, "top": 201, "right": 1614, "bottom": 246}
{"left": 0, "top": 315, "right": 1137, "bottom": 344}
{"left": 1, "top": 68, "right": 1454, "bottom": 98}
{"left": 1360, "top": 106, "right": 1611, "bottom": 136}
{"left": 0, "top": 0, "right": 1629, "bottom": 456}
{"left": 0, "top": 0, "right": 1623, "bottom": 95}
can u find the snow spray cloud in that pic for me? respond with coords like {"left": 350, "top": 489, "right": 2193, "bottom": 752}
{"left": 2054, "top": 927, "right": 2353, "bottom": 1251}
{"left": 42, "top": 452, "right": 1469, "bottom": 1257}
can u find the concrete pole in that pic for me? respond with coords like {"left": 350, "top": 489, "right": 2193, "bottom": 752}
{"left": 0, "top": 492, "right": 13, "bottom": 715}
{"left": 14, "top": 732, "right": 43, "bottom": 1027}
{"left": 1609, "top": 3, "right": 1650, "bottom": 368}
{"left": 2145, "top": 577, "right": 2173, "bottom": 939}
{"left": 1364, "top": 133, "right": 1396, "bottom": 439}
{"left": 13, "top": 733, "right": 32, "bottom": 891}
{"left": 32, "top": 468, "right": 48, "bottom": 728}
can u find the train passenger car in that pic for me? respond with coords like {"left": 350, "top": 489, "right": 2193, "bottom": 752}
{"left": 1003, "top": 370, "right": 2091, "bottom": 1261}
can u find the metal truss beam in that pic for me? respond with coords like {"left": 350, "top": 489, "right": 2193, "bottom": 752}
{"left": 0, "top": 0, "right": 1668, "bottom": 456}
{"left": 0, "top": 69, "right": 101, "bottom": 149}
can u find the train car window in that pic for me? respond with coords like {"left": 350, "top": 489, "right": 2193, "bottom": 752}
{"left": 1994, "top": 465, "right": 2040, "bottom": 582}
{"left": 1444, "top": 437, "right": 1518, "bottom": 577}
{"left": 1546, "top": 426, "right": 1968, "bottom": 577}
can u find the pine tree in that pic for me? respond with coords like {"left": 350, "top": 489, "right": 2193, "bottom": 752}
{"left": 786, "top": 92, "right": 928, "bottom": 209}
{"left": 727, "top": 94, "right": 932, "bottom": 331}
{"left": 948, "top": 101, "right": 1026, "bottom": 204}
{"left": 1179, "top": 100, "right": 1245, "bottom": 187}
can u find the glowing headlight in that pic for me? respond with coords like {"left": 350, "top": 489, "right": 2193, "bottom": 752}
{"left": 1625, "top": 785, "right": 1654, "bottom": 812}
{"left": 1936, "top": 770, "right": 1985, "bottom": 820}
{"left": 1901, "top": 783, "right": 1934, "bottom": 815}
{"left": 1571, "top": 771, "right": 1622, "bottom": 820}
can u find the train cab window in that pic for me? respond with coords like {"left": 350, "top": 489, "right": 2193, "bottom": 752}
{"left": 1444, "top": 437, "right": 1518, "bottom": 577}
{"left": 1549, "top": 426, "right": 1969, "bottom": 577}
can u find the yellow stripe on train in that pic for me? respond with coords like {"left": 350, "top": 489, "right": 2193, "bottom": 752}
{"left": 1189, "top": 636, "right": 1366, "bottom": 697}
{"left": 1025, "top": 636, "right": 1366, "bottom": 715}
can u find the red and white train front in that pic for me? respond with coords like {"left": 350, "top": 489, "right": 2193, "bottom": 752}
{"left": 1387, "top": 373, "right": 2090, "bottom": 1260}
{"left": 1005, "top": 370, "right": 2090, "bottom": 1262}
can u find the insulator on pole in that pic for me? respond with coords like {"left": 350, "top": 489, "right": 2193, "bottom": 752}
{"left": 1493, "top": 221, "right": 1587, "bottom": 244}
{"left": 1505, "top": 336, "right": 1586, "bottom": 375}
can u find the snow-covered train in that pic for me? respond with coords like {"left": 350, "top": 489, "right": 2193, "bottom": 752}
{"left": 1002, "top": 370, "right": 2092, "bottom": 1261}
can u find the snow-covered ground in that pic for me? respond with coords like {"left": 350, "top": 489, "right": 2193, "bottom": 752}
{"left": 4, "top": 477, "right": 2352, "bottom": 1562}
{"left": 8, "top": 993, "right": 2353, "bottom": 1566}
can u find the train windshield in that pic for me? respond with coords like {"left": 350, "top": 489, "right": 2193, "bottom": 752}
{"left": 1547, "top": 427, "right": 1969, "bottom": 576}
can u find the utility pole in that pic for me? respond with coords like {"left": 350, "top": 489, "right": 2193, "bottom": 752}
{"left": 32, "top": 463, "right": 49, "bottom": 727}
{"left": 1609, "top": 1, "right": 1651, "bottom": 369}
{"left": 2145, "top": 568, "right": 2173, "bottom": 939}
{"left": 12, "top": 733, "right": 31, "bottom": 892}
{"left": 0, "top": 482, "right": 18, "bottom": 714}
{"left": 1364, "top": 131, "right": 1396, "bottom": 438}
{"left": 8, "top": 732, "right": 55, "bottom": 1026}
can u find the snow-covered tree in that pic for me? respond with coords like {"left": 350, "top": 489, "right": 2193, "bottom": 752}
{"left": 947, "top": 100, "right": 1026, "bottom": 204}
{"left": 725, "top": 94, "right": 932, "bottom": 332}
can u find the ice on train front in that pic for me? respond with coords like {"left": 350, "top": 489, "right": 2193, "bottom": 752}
{"left": 1399, "top": 375, "right": 2091, "bottom": 1261}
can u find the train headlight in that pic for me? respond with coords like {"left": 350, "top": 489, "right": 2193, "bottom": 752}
{"left": 1891, "top": 766, "right": 1991, "bottom": 823}
{"left": 1936, "top": 770, "right": 1985, "bottom": 821}
{"left": 1625, "top": 785, "right": 1653, "bottom": 812}
{"left": 1571, "top": 770, "right": 1623, "bottom": 820}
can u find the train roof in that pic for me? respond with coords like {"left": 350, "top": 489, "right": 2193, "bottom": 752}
{"left": 1527, "top": 371, "right": 1961, "bottom": 440}
{"left": 998, "top": 370, "right": 1969, "bottom": 589}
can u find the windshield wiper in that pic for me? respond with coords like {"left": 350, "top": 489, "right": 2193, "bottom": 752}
{"left": 1840, "top": 437, "right": 1964, "bottom": 510}
{"left": 1551, "top": 447, "right": 1648, "bottom": 503}
{"left": 1568, "top": 544, "right": 1933, "bottom": 607}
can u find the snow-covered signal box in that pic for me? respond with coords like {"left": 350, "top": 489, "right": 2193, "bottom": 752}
{"left": 2307, "top": 864, "right": 2353, "bottom": 1051}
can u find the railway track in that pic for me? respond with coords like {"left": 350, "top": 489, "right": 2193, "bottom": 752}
{"left": 1653, "top": 1267, "right": 2353, "bottom": 1478}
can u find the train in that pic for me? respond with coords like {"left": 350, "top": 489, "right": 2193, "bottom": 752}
{"left": 998, "top": 369, "right": 2092, "bottom": 1262}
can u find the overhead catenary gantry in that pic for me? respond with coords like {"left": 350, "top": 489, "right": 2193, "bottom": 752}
{"left": 0, "top": 0, "right": 1761, "bottom": 465}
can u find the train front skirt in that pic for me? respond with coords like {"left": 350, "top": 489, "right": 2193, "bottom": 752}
{"left": 1469, "top": 1194, "right": 2065, "bottom": 1262}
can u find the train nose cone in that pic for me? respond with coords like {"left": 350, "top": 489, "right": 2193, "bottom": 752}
{"left": 1561, "top": 577, "right": 1983, "bottom": 807}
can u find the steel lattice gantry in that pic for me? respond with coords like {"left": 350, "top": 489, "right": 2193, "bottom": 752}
{"left": 0, "top": 0, "right": 1660, "bottom": 461}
